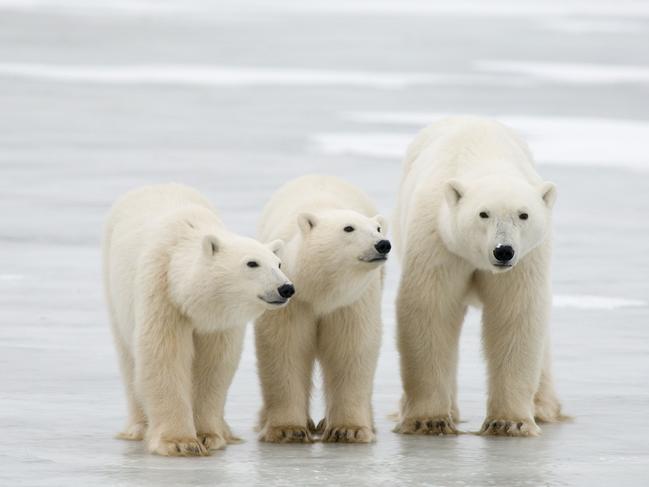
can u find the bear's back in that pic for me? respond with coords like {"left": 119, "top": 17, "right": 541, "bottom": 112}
{"left": 404, "top": 117, "right": 537, "bottom": 187}
{"left": 103, "top": 184, "right": 220, "bottom": 345}
{"left": 258, "top": 175, "right": 377, "bottom": 242}
{"left": 106, "top": 184, "right": 215, "bottom": 238}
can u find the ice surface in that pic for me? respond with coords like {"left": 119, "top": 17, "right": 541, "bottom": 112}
{"left": 5, "top": 0, "right": 649, "bottom": 18}
{"left": 1, "top": 0, "right": 648, "bottom": 486}
{"left": 0, "top": 63, "right": 512, "bottom": 89}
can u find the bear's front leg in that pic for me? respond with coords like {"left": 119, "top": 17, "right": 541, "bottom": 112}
{"left": 477, "top": 260, "right": 549, "bottom": 437}
{"left": 192, "top": 326, "right": 246, "bottom": 452}
{"left": 317, "top": 286, "right": 382, "bottom": 443}
{"left": 394, "top": 263, "right": 469, "bottom": 435}
{"left": 255, "top": 304, "right": 317, "bottom": 443}
{"left": 136, "top": 309, "right": 208, "bottom": 456}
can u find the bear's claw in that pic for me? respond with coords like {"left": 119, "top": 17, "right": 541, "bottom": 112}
{"left": 198, "top": 432, "right": 227, "bottom": 451}
{"left": 480, "top": 418, "right": 540, "bottom": 437}
{"left": 313, "top": 418, "right": 326, "bottom": 435}
{"left": 321, "top": 425, "right": 374, "bottom": 443}
{"left": 308, "top": 418, "right": 320, "bottom": 434}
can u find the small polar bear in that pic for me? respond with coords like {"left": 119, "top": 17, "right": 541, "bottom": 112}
{"left": 394, "top": 116, "right": 564, "bottom": 437}
{"left": 255, "top": 175, "right": 390, "bottom": 443}
{"left": 103, "top": 183, "right": 294, "bottom": 456}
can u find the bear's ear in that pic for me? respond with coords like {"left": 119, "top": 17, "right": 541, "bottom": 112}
{"left": 202, "top": 235, "right": 220, "bottom": 256}
{"left": 266, "top": 239, "right": 284, "bottom": 255}
{"left": 540, "top": 181, "right": 557, "bottom": 208}
{"left": 373, "top": 214, "right": 388, "bottom": 234}
{"left": 297, "top": 213, "right": 317, "bottom": 235}
{"left": 444, "top": 179, "right": 465, "bottom": 207}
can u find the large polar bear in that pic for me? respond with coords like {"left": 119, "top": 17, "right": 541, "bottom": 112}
{"left": 394, "top": 116, "right": 563, "bottom": 437}
{"left": 255, "top": 175, "right": 391, "bottom": 443}
{"left": 103, "top": 183, "right": 294, "bottom": 456}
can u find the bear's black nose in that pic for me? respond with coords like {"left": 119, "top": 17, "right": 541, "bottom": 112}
{"left": 277, "top": 283, "right": 295, "bottom": 299}
{"left": 375, "top": 239, "right": 392, "bottom": 255}
{"left": 493, "top": 245, "right": 515, "bottom": 263}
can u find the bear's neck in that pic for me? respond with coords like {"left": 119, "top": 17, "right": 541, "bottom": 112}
{"left": 189, "top": 300, "right": 255, "bottom": 334}
{"left": 285, "top": 240, "right": 376, "bottom": 315}
{"left": 167, "top": 240, "right": 258, "bottom": 333}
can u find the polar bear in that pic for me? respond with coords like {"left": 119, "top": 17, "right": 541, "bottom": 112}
{"left": 393, "top": 116, "right": 563, "bottom": 437}
{"left": 103, "top": 183, "right": 294, "bottom": 456}
{"left": 255, "top": 175, "right": 390, "bottom": 443}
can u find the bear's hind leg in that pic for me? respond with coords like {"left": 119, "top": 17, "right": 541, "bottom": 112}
{"left": 534, "top": 335, "right": 564, "bottom": 423}
{"left": 111, "top": 329, "right": 147, "bottom": 441}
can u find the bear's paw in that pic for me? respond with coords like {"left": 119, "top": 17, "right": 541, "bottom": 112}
{"left": 149, "top": 436, "right": 210, "bottom": 456}
{"left": 259, "top": 425, "right": 314, "bottom": 444}
{"left": 393, "top": 416, "right": 458, "bottom": 436}
{"left": 116, "top": 421, "right": 146, "bottom": 441}
{"left": 534, "top": 396, "right": 567, "bottom": 423}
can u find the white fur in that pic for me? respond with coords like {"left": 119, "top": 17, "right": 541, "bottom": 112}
{"left": 393, "top": 117, "right": 563, "bottom": 437}
{"left": 255, "top": 175, "right": 388, "bottom": 443}
{"left": 103, "top": 183, "right": 292, "bottom": 456}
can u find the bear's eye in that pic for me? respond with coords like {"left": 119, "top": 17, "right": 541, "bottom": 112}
{"left": 278, "top": 263, "right": 281, "bottom": 269}
{"left": 377, "top": 227, "right": 381, "bottom": 233}
{"left": 344, "top": 226, "right": 355, "bottom": 232}
{"left": 246, "top": 261, "right": 259, "bottom": 268}
{"left": 479, "top": 211, "right": 489, "bottom": 219}
{"left": 519, "top": 213, "right": 529, "bottom": 220}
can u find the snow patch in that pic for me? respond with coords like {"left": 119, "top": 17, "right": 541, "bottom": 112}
{"left": 312, "top": 113, "right": 649, "bottom": 170}
{"left": 476, "top": 60, "right": 649, "bottom": 84}
{"left": 553, "top": 295, "right": 647, "bottom": 310}
{"left": 537, "top": 18, "right": 644, "bottom": 34}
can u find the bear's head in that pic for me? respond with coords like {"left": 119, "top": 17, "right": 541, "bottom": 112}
{"left": 439, "top": 175, "right": 556, "bottom": 273}
{"left": 201, "top": 235, "right": 294, "bottom": 308}
{"left": 296, "top": 209, "right": 391, "bottom": 271}
{"left": 172, "top": 234, "right": 294, "bottom": 330}
{"left": 284, "top": 209, "right": 389, "bottom": 312}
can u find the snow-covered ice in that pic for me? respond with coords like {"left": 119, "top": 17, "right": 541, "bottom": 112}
{"left": 1, "top": 0, "right": 648, "bottom": 485}
{"left": 314, "top": 114, "right": 649, "bottom": 170}
{"left": 476, "top": 60, "right": 649, "bottom": 84}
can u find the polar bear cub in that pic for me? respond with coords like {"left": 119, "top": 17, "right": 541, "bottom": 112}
{"left": 255, "top": 175, "right": 390, "bottom": 443}
{"left": 103, "top": 183, "right": 294, "bottom": 456}
{"left": 394, "top": 116, "right": 563, "bottom": 437}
